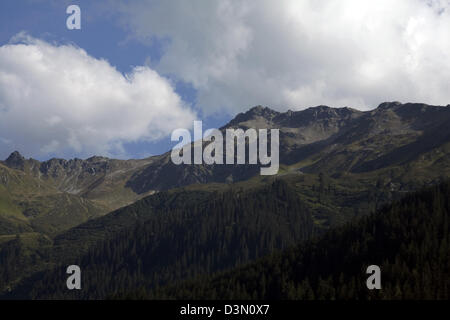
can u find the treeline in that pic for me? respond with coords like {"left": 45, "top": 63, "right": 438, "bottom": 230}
{"left": 6, "top": 180, "right": 316, "bottom": 299}
{"left": 134, "top": 181, "right": 450, "bottom": 300}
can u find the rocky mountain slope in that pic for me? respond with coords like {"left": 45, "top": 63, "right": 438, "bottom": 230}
{"left": 1, "top": 101, "right": 449, "bottom": 236}
{"left": 0, "top": 152, "right": 156, "bottom": 234}
{"left": 126, "top": 101, "right": 450, "bottom": 193}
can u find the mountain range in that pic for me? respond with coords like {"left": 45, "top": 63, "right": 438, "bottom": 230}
{"left": 1, "top": 101, "right": 449, "bottom": 235}
{"left": 1, "top": 101, "right": 450, "bottom": 298}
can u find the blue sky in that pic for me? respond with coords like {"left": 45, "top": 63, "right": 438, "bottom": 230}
{"left": 0, "top": 0, "right": 449, "bottom": 160}
{"left": 0, "top": 1, "right": 151, "bottom": 73}
{"left": 0, "top": 0, "right": 230, "bottom": 160}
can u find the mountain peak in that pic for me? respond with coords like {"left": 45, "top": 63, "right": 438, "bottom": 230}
{"left": 6, "top": 150, "right": 24, "bottom": 159}
{"left": 86, "top": 155, "right": 109, "bottom": 162}
{"left": 249, "top": 105, "right": 265, "bottom": 111}
{"left": 226, "top": 106, "right": 279, "bottom": 127}
{"left": 377, "top": 101, "right": 402, "bottom": 110}
{"left": 308, "top": 105, "right": 334, "bottom": 113}
{"left": 301, "top": 105, "right": 350, "bottom": 120}
{"left": 4, "top": 151, "right": 26, "bottom": 170}
{"left": 247, "top": 105, "right": 278, "bottom": 116}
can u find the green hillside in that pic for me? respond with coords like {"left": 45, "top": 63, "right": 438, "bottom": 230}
{"left": 0, "top": 162, "right": 108, "bottom": 236}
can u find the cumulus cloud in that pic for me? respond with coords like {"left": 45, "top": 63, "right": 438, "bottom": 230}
{"left": 0, "top": 34, "right": 196, "bottom": 159}
{"left": 116, "top": 0, "right": 450, "bottom": 114}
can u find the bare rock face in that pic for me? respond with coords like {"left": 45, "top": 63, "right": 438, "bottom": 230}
{"left": 4, "top": 151, "right": 26, "bottom": 170}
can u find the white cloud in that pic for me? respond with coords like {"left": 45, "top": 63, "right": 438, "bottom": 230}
{"left": 117, "top": 0, "right": 450, "bottom": 114}
{"left": 0, "top": 34, "right": 196, "bottom": 159}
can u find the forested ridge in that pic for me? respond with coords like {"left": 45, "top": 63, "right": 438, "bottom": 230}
{"left": 128, "top": 181, "right": 450, "bottom": 300}
{"left": 3, "top": 180, "right": 316, "bottom": 299}
{"left": 2, "top": 180, "right": 450, "bottom": 300}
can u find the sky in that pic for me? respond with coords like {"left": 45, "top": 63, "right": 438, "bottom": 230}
{"left": 0, "top": 0, "right": 449, "bottom": 160}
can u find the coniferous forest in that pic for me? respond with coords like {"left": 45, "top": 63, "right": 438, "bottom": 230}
{"left": 2, "top": 180, "right": 316, "bottom": 299}
{"left": 124, "top": 181, "right": 450, "bottom": 300}
{"left": 1, "top": 180, "right": 449, "bottom": 300}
